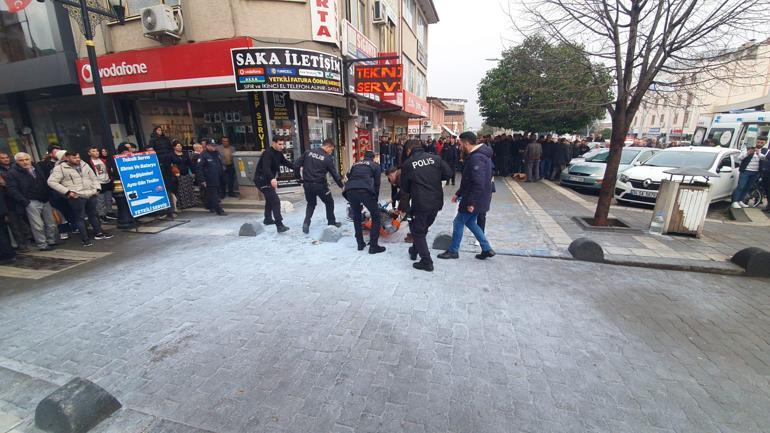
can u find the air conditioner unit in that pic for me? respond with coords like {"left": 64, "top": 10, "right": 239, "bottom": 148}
{"left": 347, "top": 98, "right": 359, "bottom": 117}
{"left": 141, "top": 5, "right": 181, "bottom": 38}
{"left": 373, "top": 1, "right": 387, "bottom": 24}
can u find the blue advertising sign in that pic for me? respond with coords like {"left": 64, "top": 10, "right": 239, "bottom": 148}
{"left": 114, "top": 151, "right": 171, "bottom": 217}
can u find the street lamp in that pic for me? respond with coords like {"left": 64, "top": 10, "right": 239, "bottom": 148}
{"left": 37, "top": 0, "right": 126, "bottom": 158}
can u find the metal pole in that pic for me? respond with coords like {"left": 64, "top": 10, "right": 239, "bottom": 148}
{"left": 79, "top": 0, "right": 115, "bottom": 158}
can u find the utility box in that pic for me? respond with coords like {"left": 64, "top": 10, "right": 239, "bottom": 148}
{"left": 234, "top": 151, "right": 262, "bottom": 187}
{"left": 650, "top": 168, "right": 717, "bottom": 238}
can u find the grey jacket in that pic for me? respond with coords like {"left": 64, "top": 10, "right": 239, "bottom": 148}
{"left": 525, "top": 141, "right": 542, "bottom": 162}
{"left": 47, "top": 161, "right": 101, "bottom": 198}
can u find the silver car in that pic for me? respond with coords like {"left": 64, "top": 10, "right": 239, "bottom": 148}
{"left": 560, "top": 147, "right": 658, "bottom": 191}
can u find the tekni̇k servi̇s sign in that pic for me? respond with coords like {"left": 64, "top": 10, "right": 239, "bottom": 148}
{"left": 114, "top": 151, "right": 171, "bottom": 217}
{"left": 231, "top": 47, "right": 344, "bottom": 95}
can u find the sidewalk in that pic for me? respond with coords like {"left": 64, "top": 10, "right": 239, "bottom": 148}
{"left": 504, "top": 178, "right": 770, "bottom": 271}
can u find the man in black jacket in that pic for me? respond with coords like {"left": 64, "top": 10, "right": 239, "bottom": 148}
{"left": 401, "top": 140, "right": 453, "bottom": 272}
{"left": 0, "top": 187, "right": 15, "bottom": 264}
{"left": 438, "top": 132, "right": 496, "bottom": 261}
{"left": 255, "top": 137, "right": 294, "bottom": 232}
{"left": 197, "top": 139, "right": 226, "bottom": 216}
{"left": 441, "top": 136, "right": 459, "bottom": 186}
{"left": 295, "top": 139, "right": 344, "bottom": 234}
{"left": 5, "top": 153, "right": 57, "bottom": 251}
{"left": 343, "top": 151, "right": 385, "bottom": 254}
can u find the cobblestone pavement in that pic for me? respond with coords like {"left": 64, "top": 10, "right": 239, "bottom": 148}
{"left": 1, "top": 181, "right": 770, "bottom": 433}
{"left": 509, "top": 179, "right": 770, "bottom": 268}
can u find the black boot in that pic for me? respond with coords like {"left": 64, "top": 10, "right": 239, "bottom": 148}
{"left": 413, "top": 260, "right": 434, "bottom": 272}
{"left": 302, "top": 221, "right": 310, "bottom": 234}
{"left": 277, "top": 224, "right": 290, "bottom": 233}
{"left": 437, "top": 251, "right": 459, "bottom": 259}
{"left": 263, "top": 218, "right": 276, "bottom": 225}
{"left": 369, "top": 244, "right": 386, "bottom": 254}
{"left": 408, "top": 246, "right": 417, "bottom": 261}
{"left": 329, "top": 222, "right": 342, "bottom": 228}
{"left": 475, "top": 249, "right": 496, "bottom": 260}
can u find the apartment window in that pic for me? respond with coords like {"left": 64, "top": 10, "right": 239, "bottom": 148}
{"left": 403, "top": 0, "right": 415, "bottom": 28}
{"left": 416, "top": 12, "right": 426, "bottom": 45}
{"left": 683, "top": 111, "right": 691, "bottom": 124}
{"left": 126, "top": 0, "right": 180, "bottom": 17}
{"left": 673, "top": 112, "right": 679, "bottom": 124}
{"left": 379, "top": 21, "right": 397, "bottom": 52}
{"left": 651, "top": 115, "right": 656, "bottom": 126}
{"left": 415, "top": 71, "right": 427, "bottom": 98}
{"left": 358, "top": 0, "right": 367, "bottom": 34}
{"left": 660, "top": 114, "right": 665, "bottom": 125}
{"left": 346, "top": 0, "right": 367, "bottom": 33}
{"left": 403, "top": 57, "right": 415, "bottom": 93}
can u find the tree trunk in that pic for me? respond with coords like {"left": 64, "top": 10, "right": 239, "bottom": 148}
{"left": 594, "top": 114, "right": 628, "bottom": 226}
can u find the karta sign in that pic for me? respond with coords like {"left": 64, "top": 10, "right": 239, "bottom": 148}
{"left": 310, "top": 0, "right": 339, "bottom": 46}
{"left": 114, "top": 152, "right": 171, "bottom": 217}
{"left": 231, "top": 47, "right": 343, "bottom": 95}
{"left": 354, "top": 65, "right": 403, "bottom": 94}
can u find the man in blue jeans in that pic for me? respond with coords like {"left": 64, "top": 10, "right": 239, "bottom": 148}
{"left": 438, "top": 131, "right": 496, "bottom": 261}
{"left": 731, "top": 138, "right": 767, "bottom": 209}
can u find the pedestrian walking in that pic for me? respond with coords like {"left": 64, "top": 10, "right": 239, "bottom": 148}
{"left": 524, "top": 135, "right": 542, "bottom": 182}
{"left": 217, "top": 137, "right": 237, "bottom": 198}
{"left": 5, "top": 153, "right": 58, "bottom": 251}
{"left": 343, "top": 151, "right": 386, "bottom": 254}
{"left": 401, "top": 140, "right": 453, "bottom": 272}
{"left": 197, "top": 139, "right": 227, "bottom": 216}
{"left": 294, "top": 139, "right": 344, "bottom": 234}
{"left": 47, "top": 151, "right": 112, "bottom": 247}
{"left": 0, "top": 187, "right": 16, "bottom": 264}
{"left": 254, "top": 137, "right": 294, "bottom": 232}
{"left": 441, "top": 136, "right": 459, "bottom": 186}
{"left": 438, "top": 132, "right": 496, "bottom": 261}
{"left": 732, "top": 137, "right": 767, "bottom": 209}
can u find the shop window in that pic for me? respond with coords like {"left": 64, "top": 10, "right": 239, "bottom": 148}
{"left": 126, "top": 0, "right": 180, "bottom": 17}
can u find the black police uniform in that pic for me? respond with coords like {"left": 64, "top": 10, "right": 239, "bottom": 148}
{"left": 400, "top": 147, "right": 452, "bottom": 265}
{"left": 254, "top": 146, "right": 294, "bottom": 227}
{"left": 294, "top": 147, "right": 344, "bottom": 229}
{"left": 343, "top": 157, "right": 382, "bottom": 250}
{"left": 197, "top": 149, "right": 225, "bottom": 214}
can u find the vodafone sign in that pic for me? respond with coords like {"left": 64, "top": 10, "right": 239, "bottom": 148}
{"left": 77, "top": 37, "right": 253, "bottom": 95}
{"left": 80, "top": 62, "right": 148, "bottom": 84}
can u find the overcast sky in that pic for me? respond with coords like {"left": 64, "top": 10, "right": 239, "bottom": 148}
{"left": 427, "top": 0, "right": 519, "bottom": 130}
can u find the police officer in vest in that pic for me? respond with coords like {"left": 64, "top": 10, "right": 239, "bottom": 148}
{"left": 294, "top": 138, "right": 344, "bottom": 234}
{"left": 343, "top": 151, "right": 386, "bottom": 254}
{"left": 401, "top": 140, "right": 453, "bottom": 271}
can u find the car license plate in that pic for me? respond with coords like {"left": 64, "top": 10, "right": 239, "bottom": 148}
{"left": 632, "top": 189, "right": 658, "bottom": 198}
{"left": 568, "top": 176, "right": 584, "bottom": 182}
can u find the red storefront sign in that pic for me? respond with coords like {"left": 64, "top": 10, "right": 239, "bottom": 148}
{"left": 354, "top": 65, "right": 403, "bottom": 94}
{"left": 402, "top": 90, "right": 429, "bottom": 117}
{"left": 77, "top": 37, "right": 253, "bottom": 95}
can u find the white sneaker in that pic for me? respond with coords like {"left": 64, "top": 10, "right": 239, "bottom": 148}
{"left": 739, "top": 202, "right": 750, "bottom": 208}
{"left": 731, "top": 202, "right": 741, "bottom": 209}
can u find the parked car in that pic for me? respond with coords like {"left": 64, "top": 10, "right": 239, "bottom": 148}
{"left": 561, "top": 147, "right": 658, "bottom": 191}
{"left": 614, "top": 146, "right": 740, "bottom": 206}
{"left": 568, "top": 148, "right": 604, "bottom": 167}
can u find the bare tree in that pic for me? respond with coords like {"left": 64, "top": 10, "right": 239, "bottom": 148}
{"left": 511, "top": 0, "right": 770, "bottom": 225}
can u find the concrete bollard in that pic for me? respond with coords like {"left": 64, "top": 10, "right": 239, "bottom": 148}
{"left": 35, "top": 378, "right": 121, "bottom": 433}
{"left": 432, "top": 233, "right": 453, "bottom": 251}
{"left": 320, "top": 226, "right": 343, "bottom": 243}
{"left": 238, "top": 222, "right": 264, "bottom": 237}
{"left": 568, "top": 238, "right": 605, "bottom": 263}
{"left": 731, "top": 247, "right": 770, "bottom": 278}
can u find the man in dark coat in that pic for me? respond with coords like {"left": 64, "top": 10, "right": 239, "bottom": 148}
{"left": 5, "top": 153, "right": 57, "bottom": 251}
{"left": 438, "top": 131, "right": 496, "bottom": 261}
{"left": 254, "top": 137, "right": 294, "bottom": 232}
{"left": 294, "top": 139, "right": 344, "bottom": 233}
{"left": 441, "top": 136, "right": 459, "bottom": 186}
{"left": 197, "top": 139, "right": 226, "bottom": 216}
{"left": 401, "top": 140, "right": 453, "bottom": 272}
{"left": 551, "top": 138, "right": 572, "bottom": 180}
{"left": 0, "top": 187, "right": 16, "bottom": 264}
{"left": 343, "top": 151, "right": 385, "bottom": 254}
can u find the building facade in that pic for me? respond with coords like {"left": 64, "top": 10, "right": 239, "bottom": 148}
{"left": 1, "top": 0, "right": 438, "bottom": 177}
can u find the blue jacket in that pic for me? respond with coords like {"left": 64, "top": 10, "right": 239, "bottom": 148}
{"left": 456, "top": 144, "right": 494, "bottom": 214}
{"left": 197, "top": 150, "right": 224, "bottom": 187}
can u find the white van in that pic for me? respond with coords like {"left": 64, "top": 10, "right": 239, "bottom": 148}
{"left": 695, "top": 111, "right": 770, "bottom": 149}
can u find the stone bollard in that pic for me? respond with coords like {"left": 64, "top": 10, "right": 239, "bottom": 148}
{"left": 35, "top": 378, "right": 121, "bottom": 433}
{"left": 731, "top": 247, "right": 770, "bottom": 278}
{"left": 568, "top": 238, "right": 605, "bottom": 263}
{"left": 238, "top": 222, "right": 264, "bottom": 237}
{"left": 432, "top": 233, "right": 453, "bottom": 251}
